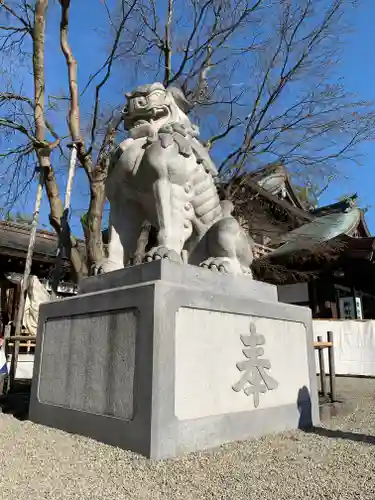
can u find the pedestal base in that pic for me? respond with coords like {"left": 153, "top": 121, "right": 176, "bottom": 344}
{"left": 29, "top": 261, "right": 319, "bottom": 459}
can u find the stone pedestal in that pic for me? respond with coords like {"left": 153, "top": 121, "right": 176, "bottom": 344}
{"left": 29, "top": 261, "right": 319, "bottom": 459}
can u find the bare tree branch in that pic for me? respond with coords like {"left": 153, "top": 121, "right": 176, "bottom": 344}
{"left": 163, "top": 0, "right": 174, "bottom": 85}
{"left": 89, "top": 0, "right": 138, "bottom": 154}
{"left": 0, "top": 0, "right": 33, "bottom": 36}
{"left": 59, "top": 1, "right": 84, "bottom": 150}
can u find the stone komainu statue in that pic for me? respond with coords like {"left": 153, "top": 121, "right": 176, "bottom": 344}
{"left": 99, "top": 82, "right": 254, "bottom": 277}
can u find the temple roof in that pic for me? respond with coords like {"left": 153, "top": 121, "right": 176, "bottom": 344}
{"left": 310, "top": 195, "right": 358, "bottom": 217}
{"left": 0, "top": 221, "right": 58, "bottom": 262}
{"left": 261, "top": 208, "right": 375, "bottom": 283}
{"left": 247, "top": 163, "right": 309, "bottom": 210}
{"left": 269, "top": 208, "right": 364, "bottom": 257}
{"left": 0, "top": 221, "right": 85, "bottom": 264}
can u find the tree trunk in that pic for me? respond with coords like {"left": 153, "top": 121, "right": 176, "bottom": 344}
{"left": 82, "top": 172, "right": 105, "bottom": 273}
{"left": 81, "top": 121, "right": 120, "bottom": 273}
{"left": 44, "top": 163, "right": 87, "bottom": 281}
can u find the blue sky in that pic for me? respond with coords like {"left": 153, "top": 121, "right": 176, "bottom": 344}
{"left": 9, "top": 0, "right": 375, "bottom": 236}
{"left": 316, "top": 0, "right": 375, "bottom": 229}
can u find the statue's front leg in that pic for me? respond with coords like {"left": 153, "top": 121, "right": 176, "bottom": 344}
{"left": 97, "top": 200, "right": 145, "bottom": 273}
{"left": 145, "top": 179, "right": 191, "bottom": 263}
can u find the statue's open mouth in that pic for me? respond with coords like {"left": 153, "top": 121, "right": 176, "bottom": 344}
{"left": 125, "top": 105, "right": 170, "bottom": 130}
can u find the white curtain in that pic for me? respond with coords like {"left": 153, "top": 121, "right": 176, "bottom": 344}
{"left": 313, "top": 320, "right": 375, "bottom": 376}
{"left": 23, "top": 276, "right": 50, "bottom": 336}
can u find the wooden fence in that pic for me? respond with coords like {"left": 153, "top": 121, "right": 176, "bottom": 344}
{"left": 314, "top": 331, "right": 336, "bottom": 402}
{"left": 3, "top": 334, "right": 36, "bottom": 393}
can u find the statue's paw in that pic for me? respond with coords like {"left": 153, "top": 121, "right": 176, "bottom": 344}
{"left": 145, "top": 246, "right": 182, "bottom": 263}
{"left": 200, "top": 257, "right": 248, "bottom": 276}
{"left": 91, "top": 264, "right": 104, "bottom": 276}
{"left": 93, "top": 259, "right": 122, "bottom": 275}
{"left": 241, "top": 265, "right": 253, "bottom": 278}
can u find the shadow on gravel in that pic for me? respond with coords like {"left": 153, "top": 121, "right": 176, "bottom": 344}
{"left": 297, "top": 385, "right": 313, "bottom": 429}
{"left": 305, "top": 426, "right": 375, "bottom": 444}
{"left": 297, "top": 385, "right": 375, "bottom": 445}
{"left": 0, "top": 381, "right": 31, "bottom": 421}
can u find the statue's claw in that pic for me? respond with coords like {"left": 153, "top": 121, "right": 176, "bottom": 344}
{"left": 200, "top": 257, "right": 227, "bottom": 273}
{"left": 91, "top": 264, "right": 104, "bottom": 276}
{"left": 241, "top": 265, "right": 253, "bottom": 278}
{"left": 92, "top": 259, "right": 123, "bottom": 275}
{"left": 144, "top": 246, "right": 182, "bottom": 263}
{"left": 200, "top": 257, "right": 244, "bottom": 275}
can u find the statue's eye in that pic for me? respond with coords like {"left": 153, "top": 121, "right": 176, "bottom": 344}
{"left": 150, "top": 91, "right": 164, "bottom": 100}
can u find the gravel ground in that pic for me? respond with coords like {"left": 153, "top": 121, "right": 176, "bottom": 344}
{"left": 1, "top": 377, "right": 375, "bottom": 500}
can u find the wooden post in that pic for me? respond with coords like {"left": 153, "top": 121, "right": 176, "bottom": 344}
{"left": 3, "top": 323, "right": 11, "bottom": 394}
{"left": 10, "top": 167, "right": 45, "bottom": 391}
{"left": 51, "top": 143, "right": 77, "bottom": 298}
{"left": 317, "top": 335, "right": 327, "bottom": 397}
{"left": 327, "top": 331, "right": 336, "bottom": 402}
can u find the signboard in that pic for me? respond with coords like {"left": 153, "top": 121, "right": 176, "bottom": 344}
{"left": 355, "top": 296, "right": 363, "bottom": 320}
{"left": 339, "top": 297, "right": 356, "bottom": 319}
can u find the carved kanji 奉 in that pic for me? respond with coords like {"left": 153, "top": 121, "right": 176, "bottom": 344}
{"left": 233, "top": 322, "right": 278, "bottom": 407}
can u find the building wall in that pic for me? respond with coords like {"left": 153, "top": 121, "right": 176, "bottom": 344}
{"left": 277, "top": 283, "right": 309, "bottom": 305}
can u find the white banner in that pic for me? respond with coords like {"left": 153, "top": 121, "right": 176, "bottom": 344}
{"left": 313, "top": 320, "right": 375, "bottom": 376}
